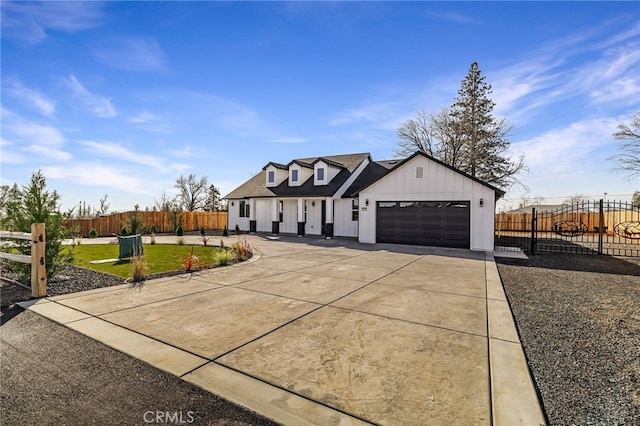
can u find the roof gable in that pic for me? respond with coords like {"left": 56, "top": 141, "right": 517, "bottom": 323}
{"left": 354, "top": 151, "right": 505, "bottom": 197}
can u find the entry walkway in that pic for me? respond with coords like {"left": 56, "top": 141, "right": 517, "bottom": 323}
{"left": 25, "top": 235, "right": 545, "bottom": 425}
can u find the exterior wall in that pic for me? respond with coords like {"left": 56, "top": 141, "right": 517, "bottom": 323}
{"left": 280, "top": 199, "right": 298, "bottom": 233}
{"left": 305, "top": 200, "right": 322, "bottom": 235}
{"left": 227, "top": 199, "right": 249, "bottom": 232}
{"left": 334, "top": 198, "right": 358, "bottom": 237}
{"left": 358, "top": 156, "right": 497, "bottom": 250}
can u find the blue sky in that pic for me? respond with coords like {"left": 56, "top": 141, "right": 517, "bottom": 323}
{"left": 1, "top": 1, "right": 638, "bottom": 213}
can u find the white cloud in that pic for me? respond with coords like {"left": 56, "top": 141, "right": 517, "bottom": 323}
{"left": 129, "top": 111, "right": 160, "bottom": 123}
{"left": 4, "top": 79, "right": 56, "bottom": 117}
{"left": 0, "top": 137, "right": 25, "bottom": 164}
{"left": 267, "top": 137, "right": 308, "bottom": 144}
{"left": 65, "top": 75, "right": 117, "bottom": 118}
{"left": 491, "top": 23, "right": 640, "bottom": 122}
{"left": 91, "top": 37, "right": 167, "bottom": 72}
{"left": 25, "top": 144, "right": 72, "bottom": 161}
{"left": 1, "top": 1, "right": 104, "bottom": 44}
{"left": 511, "top": 117, "right": 620, "bottom": 173}
{"left": 78, "top": 140, "right": 165, "bottom": 170}
{"left": 42, "top": 163, "right": 157, "bottom": 197}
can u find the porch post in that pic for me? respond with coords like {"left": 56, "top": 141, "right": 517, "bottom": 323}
{"left": 249, "top": 199, "right": 257, "bottom": 233}
{"left": 297, "top": 198, "right": 305, "bottom": 237}
{"left": 271, "top": 198, "right": 280, "bottom": 234}
{"left": 325, "top": 197, "right": 334, "bottom": 239}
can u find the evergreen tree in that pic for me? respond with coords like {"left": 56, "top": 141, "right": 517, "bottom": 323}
{"left": 1, "top": 171, "right": 76, "bottom": 279}
{"left": 204, "top": 184, "right": 222, "bottom": 211}
{"left": 395, "top": 62, "right": 526, "bottom": 190}
{"left": 449, "top": 61, "right": 525, "bottom": 188}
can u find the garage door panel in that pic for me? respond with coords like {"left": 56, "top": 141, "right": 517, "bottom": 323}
{"left": 376, "top": 201, "right": 470, "bottom": 249}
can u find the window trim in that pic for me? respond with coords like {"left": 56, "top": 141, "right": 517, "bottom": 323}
{"left": 291, "top": 169, "right": 299, "bottom": 182}
{"left": 268, "top": 171, "right": 275, "bottom": 183}
{"left": 351, "top": 199, "right": 359, "bottom": 221}
{"left": 316, "top": 167, "right": 325, "bottom": 181}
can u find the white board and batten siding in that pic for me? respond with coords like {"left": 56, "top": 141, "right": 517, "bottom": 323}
{"left": 227, "top": 200, "right": 249, "bottom": 232}
{"left": 358, "top": 155, "right": 497, "bottom": 251}
{"left": 333, "top": 198, "right": 358, "bottom": 238}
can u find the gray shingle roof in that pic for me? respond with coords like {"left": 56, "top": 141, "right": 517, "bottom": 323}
{"left": 224, "top": 153, "right": 370, "bottom": 199}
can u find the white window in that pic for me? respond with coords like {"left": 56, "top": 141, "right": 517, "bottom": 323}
{"left": 268, "top": 171, "right": 275, "bottom": 183}
{"left": 239, "top": 200, "right": 250, "bottom": 218}
{"left": 317, "top": 167, "right": 325, "bottom": 181}
{"left": 352, "top": 199, "right": 359, "bottom": 221}
{"left": 416, "top": 166, "right": 424, "bottom": 179}
{"left": 292, "top": 169, "right": 299, "bottom": 182}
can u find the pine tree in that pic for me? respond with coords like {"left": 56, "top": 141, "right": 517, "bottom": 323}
{"left": 449, "top": 62, "right": 525, "bottom": 188}
{"left": 395, "top": 62, "right": 526, "bottom": 189}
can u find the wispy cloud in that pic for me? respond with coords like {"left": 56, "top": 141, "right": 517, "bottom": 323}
{"left": 65, "top": 75, "right": 117, "bottom": 118}
{"left": 42, "top": 163, "right": 158, "bottom": 197}
{"left": 329, "top": 101, "right": 404, "bottom": 130}
{"left": 3, "top": 78, "right": 56, "bottom": 117}
{"left": 91, "top": 37, "right": 167, "bottom": 72}
{"left": 128, "top": 111, "right": 170, "bottom": 133}
{"left": 421, "top": 9, "right": 481, "bottom": 25}
{"left": 79, "top": 140, "right": 165, "bottom": 170}
{"left": 511, "top": 117, "right": 620, "bottom": 173}
{"left": 267, "top": 137, "right": 308, "bottom": 144}
{"left": 491, "top": 22, "right": 640, "bottom": 122}
{"left": 5, "top": 117, "right": 72, "bottom": 162}
{"left": 0, "top": 137, "right": 26, "bottom": 164}
{"left": 129, "top": 111, "right": 160, "bottom": 123}
{"left": 1, "top": 1, "right": 104, "bottom": 44}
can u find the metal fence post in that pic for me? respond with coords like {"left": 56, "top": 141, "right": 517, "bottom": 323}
{"left": 598, "top": 199, "right": 604, "bottom": 255}
{"left": 530, "top": 207, "right": 536, "bottom": 255}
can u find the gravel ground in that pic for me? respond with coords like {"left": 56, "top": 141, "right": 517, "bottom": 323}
{"left": 496, "top": 253, "right": 640, "bottom": 425}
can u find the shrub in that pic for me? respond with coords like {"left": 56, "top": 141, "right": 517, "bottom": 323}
{"left": 150, "top": 232, "right": 156, "bottom": 245}
{"left": 120, "top": 226, "right": 128, "bottom": 236}
{"left": 212, "top": 249, "right": 234, "bottom": 266}
{"left": 234, "top": 224, "right": 240, "bottom": 236}
{"left": 130, "top": 253, "right": 147, "bottom": 282}
{"left": 222, "top": 226, "right": 228, "bottom": 237}
{"left": 177, "top": 237, "right": 185, "bottom": 246}
{"left": 150, "top": 224, "right": 157, "bottom": 234}
{"left": 199, "top": 227, "right": 205, "bottom": 236}
{"left": 175, "top": 225, "right": 184, "bottom": 236}
{"left": 88, "top": 228, "right": 98, "bottom": 238}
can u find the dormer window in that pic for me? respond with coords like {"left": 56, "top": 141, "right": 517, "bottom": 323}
{"left": 317, "top": 167, "right": 325, "bottom": 181}
{"left": 292, "top": 169, "right": 299, "bottom": 182}
{"left": 268, "top": 171, "right": 275, "bottom": 183}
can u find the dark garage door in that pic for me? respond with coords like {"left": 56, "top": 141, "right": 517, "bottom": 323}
{"left": 376, "top": 201, "right": 470, "bottom": 248}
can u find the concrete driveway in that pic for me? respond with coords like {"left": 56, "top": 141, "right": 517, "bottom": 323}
{"left": 25, "top": 235, "right": 544, "bottom": 425}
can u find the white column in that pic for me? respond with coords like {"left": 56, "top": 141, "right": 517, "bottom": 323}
{"left": 297, "top": 198, "right": 305, "bottom": 222}
{"left": 326, "top": 197, "right": 334, "bottom": 223}
{"left": 272, "top": 198, "right": 279, "bottom": 222}
{"left": 249, "top": 199, "right": 256, "bottom": 220}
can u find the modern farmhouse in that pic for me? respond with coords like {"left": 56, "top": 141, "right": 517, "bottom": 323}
{"left": 225, "top": 151, "right": 504, "bottom": 251}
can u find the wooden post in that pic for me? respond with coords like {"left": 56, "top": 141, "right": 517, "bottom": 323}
{"left": 31, "top": 223, "right": 46, "bottom": 297}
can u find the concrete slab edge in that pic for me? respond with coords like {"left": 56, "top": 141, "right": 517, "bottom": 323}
{"left": 183, "top": 363, "right": 372, "bottom": 426}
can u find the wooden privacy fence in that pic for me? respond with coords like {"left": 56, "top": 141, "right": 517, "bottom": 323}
{"left": 0, "top": 223, "right": 47, "bottom": 297}
{"left": 67, "top": 211, "right": 228, "bottom": 237}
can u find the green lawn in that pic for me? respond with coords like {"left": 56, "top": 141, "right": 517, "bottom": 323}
{"left": 69, "top": 244, "right": 228, "bottom": 278}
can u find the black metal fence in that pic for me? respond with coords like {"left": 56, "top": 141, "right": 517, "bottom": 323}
{"left": 495, "top": 200, "right": 640, "bottom": 257}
